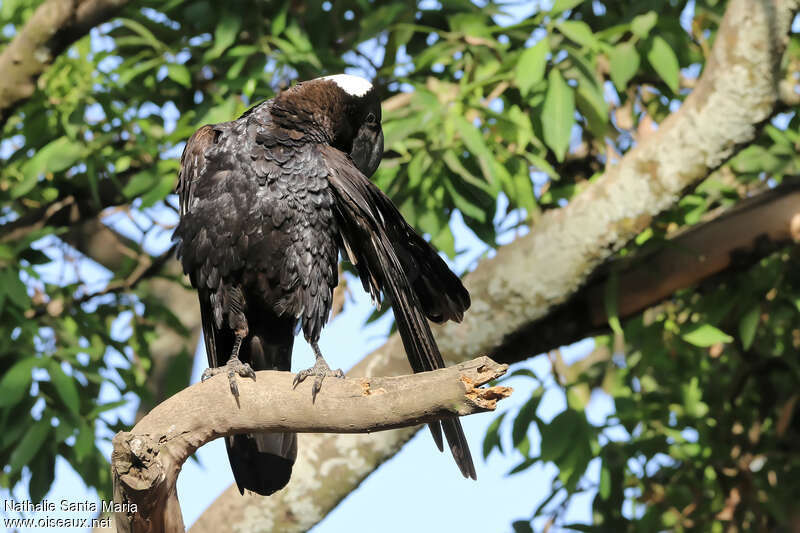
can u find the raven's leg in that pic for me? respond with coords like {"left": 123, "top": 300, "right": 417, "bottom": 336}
{"left": 292, "top": 342, "right": 344, "bottom": 402}
{"left": 202, "top": 329, "right": 257, "bottom": 397}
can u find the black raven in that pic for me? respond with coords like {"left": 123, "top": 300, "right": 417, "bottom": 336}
{"left": 173, "top": 74, "right": 475, "bottom": 496}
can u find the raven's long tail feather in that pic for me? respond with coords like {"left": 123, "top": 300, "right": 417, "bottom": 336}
{"left": 381, "top": 258, "right": 477, "bottom": 479}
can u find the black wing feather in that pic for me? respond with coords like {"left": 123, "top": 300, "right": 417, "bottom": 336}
{"left": 322, "top": 146, "right": 476, "bottom": 479}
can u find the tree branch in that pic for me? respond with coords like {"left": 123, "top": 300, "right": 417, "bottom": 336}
{"left": 190, "top": 1, "right": 800, "bottom": 531}
{"left": 501, "top": 181, "right": 800, "bottom": 358}
{"left": 111, "top": 357, "right": 511, "bottom": 533}
{"left": 0, "top": 0, "right": 130, "bottom": 130}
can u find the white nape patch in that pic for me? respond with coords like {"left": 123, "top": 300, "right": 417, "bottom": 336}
{"left": 320, "top": 74, "right": 372, "bottom": 97}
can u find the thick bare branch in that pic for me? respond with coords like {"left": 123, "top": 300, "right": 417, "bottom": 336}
{"left": 0, "top": 0, "right": 130, "bottom": 129}
{"left": 111, "top": 357, "right": 510, "bottom": 533}
{"left": 191, "top": 1, "right": 800, "bottom": 531}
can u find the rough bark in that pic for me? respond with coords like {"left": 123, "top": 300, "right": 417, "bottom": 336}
{"left": 191, "top": 1, "right": 800, "bottom": 531}
{"left": 111, "top": 357, "right": 511, "bottom": 533}
{"left": 0, "top": 0, "right": 130, "bottom": 130}
{"left": 504, "top": 181, "right": 800, "bottom": 358}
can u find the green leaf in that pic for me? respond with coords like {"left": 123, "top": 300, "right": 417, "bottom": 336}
{"left": 9, "top": 419, "right": 50, "bottom": 474}
{"left": 512, "top": 387, "right": 543, "bottom": 448}
{"left": 539, "top": 408, "right": 583, "bottom": 463}
{"left": 0, "top": 357, "right": 38, "bottom": 408}
{"left": 555, "top": 423, "right": 593, "bottom": 491}
{"left": 646, "top": 36, "right": 680, "bottom": 93}
{"left": 118, "top": 18, "right": 166, "bottom": 52}
{"left": 508, "top": 456, "right": 536, "bottom": 475}
{"left": 574, "top": 74, "right": 608, "bottom": 136}
{"left": 682, "top": 324, "right": 733, "bottom": 347}
{"left": 541, "top": 69, "right": 575, "bottom": 162}
{"left": 49, "top": 361, "right": 81, "bottom": 416}
{"left": 453, "top": 115, "right": 497, "bottom": 184}
{"left": 631, "top": 11, "right": 657, "bottom": 39}
{"left": 739, "top": 305, "right": 760, "bottom": 350}
{"left": 199, "top": 97, "right": 238, "bottom": 125}
{"left": 29, "top": 453, "right": 55, "bottom": 503}
{"left": 551, "top": 0, "right": 583, "bottom": 16}
{"left": 74, "top": 422, "right": 94, "bottom": 462}
{"left": 482, "top": 413, "right": 506, "bottom": 459}
{"left": 271, "top": 2, "right": 288, "bottom": 35}
{"left": 516, "top": 39, "right": 549, "bottom": 96}
{"left": 122, "top": 169, "right": 157, "bottom": 199}
{"left": 140, "top": 170, "right": 177, "bottom": 208}
{"left": 682, "top": 376, "right": 709, "bottom": 418}
{"left": 441, "top": 150, "right": 494, "bottom": 195}
{"left": 167, "top": 64, "right": 191, "bottom": 88}
{"left": 449, "top": 13, "right": 490, "bottom": 37}
{"left": 0, "top": 268, "right": 30, "bottom": 309}
{"left": 556, "top": 21, "right": 597, "bottom": 49}
{"left": 87, "top": 399, "right": 129, "bottom": 419}
{"left": 206, "top": 14, "right": 241, "bottom": 60}
{"left": 512, "top": 520, "right": 535, "bottom": 533}
{"left": 443, "top": 180, "right": 487, "bottom": 223}
{"left": 599, "top": 464, "right": 611, "bottom": 499}
{"left": 15, "top": 138, "right": 84, "bottom": 198}
{"left": 431, "top": 225, "right": 456, "bottom": 258}
{"left": 117, "top": 56, "right": 163, "bottom": 86}
{"left": 609, "top": 42, "right": 640, "bottom": 91}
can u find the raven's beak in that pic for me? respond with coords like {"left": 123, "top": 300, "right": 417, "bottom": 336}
{"left": 365, "top": 128, "right": 384, "bottom": 177}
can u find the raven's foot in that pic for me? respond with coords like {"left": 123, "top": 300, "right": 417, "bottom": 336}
{"left": 292, "top": 356, "right": 344, "bottom": 402}
{"left": 201, "top": 356, "right": 256, "bottom": 397}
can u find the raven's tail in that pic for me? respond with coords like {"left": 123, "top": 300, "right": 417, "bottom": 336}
{"left": 225, "top": 429, "right": 297, "bottom": 496}
{"left": 199, "top": 291, "right": 297, "bottom": 495}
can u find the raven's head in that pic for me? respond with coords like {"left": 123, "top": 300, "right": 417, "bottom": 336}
{"left": 272, "top": 74, "right": 384, "bottom": 177}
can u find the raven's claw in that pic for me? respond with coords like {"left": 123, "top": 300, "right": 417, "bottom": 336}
{"left": 293, "top": 353, "right": 344, "bottom": 402}
{"left": 202, "top": 356, "right": 256, "bottom": 397}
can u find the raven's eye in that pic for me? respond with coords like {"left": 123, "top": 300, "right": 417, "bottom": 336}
{"left": 365, "top": 112, "right": 376, "bottom": 125}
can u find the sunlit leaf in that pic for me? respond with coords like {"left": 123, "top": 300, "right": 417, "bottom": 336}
{"left": 631, "top": 11, "right": 657, "bottom": 38}
{"left": 556, "top": 20, "right": 597, "bottom": 49}
{"left": 682, "top": 324, "right": 733, "bottom": 347}
{"left": 609, "top": 42, "right": 640, "bottom": 91}
{"left": 646, "top": 36, "right": 680, "bottom": 93}
{"left": 167, "top": 64, "right": 192, "bottom": 88}
{"left": 551, "top": 0, "right": 584, "bottom": 16}
{"left": 516, "top": 39, "right": 549, "bottom": 96}
{"left": 541, "top": 69, "right": 575, "bottom": 162}
{"left": 206, "top": 13, "right": 241, "bottom": 60}
{"left": 15, "top": 138, "right": 84, "bottom": 198}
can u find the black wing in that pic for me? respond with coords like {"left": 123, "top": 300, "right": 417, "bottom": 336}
{"left": 174, "top": 125, "right": 231, "bottom": 369}
{"left": 174, "top": 122, "right": 299, "bottom": 496}
{"left": 321, "top": 145, "right": 475, "bottom": 480}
